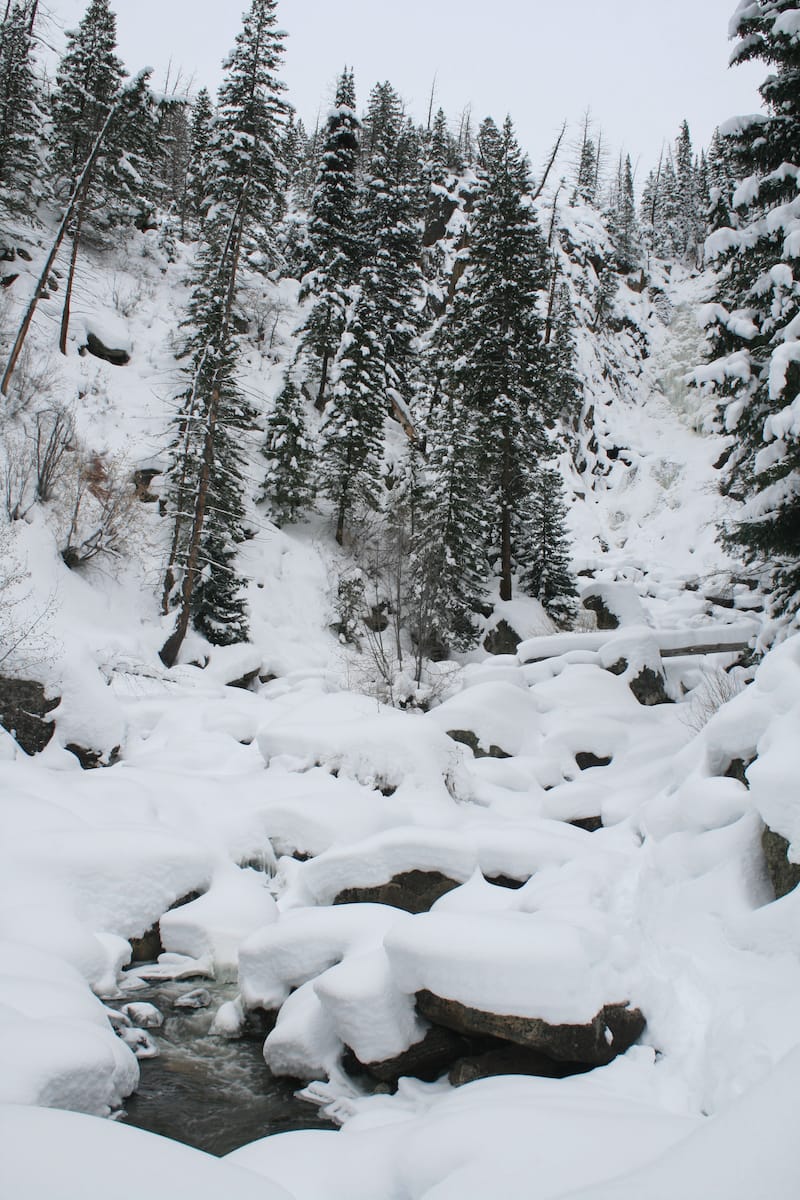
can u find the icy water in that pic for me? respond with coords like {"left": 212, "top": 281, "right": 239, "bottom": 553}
{"left": 117, "top": 978, "right": 335, "bottom": 1156}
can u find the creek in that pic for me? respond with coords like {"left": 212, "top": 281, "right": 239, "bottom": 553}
{"left": 116, "top": 977, "right": 335, "bottom": 1157}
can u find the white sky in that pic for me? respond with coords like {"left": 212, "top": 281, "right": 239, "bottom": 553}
{"left": 39, "top": 0, "right": 765, "bottom": 184}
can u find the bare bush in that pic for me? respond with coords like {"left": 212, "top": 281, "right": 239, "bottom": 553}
{"left": 59, "top": 451, "right": 137, "bottom": 569}
{"left": 683, "top": 666, "right": 748, "bottom": 733}
{"left": 0, "top": 523, "right": 56, "bottom": 673}
{"left": 1, "top": 433, "right": 34, "bottom": 520}
{"left": 0, "top": 344, "right": 56, "bottom": 423}
{"left": 33, "top": 407, "right": 74, "bottom": 502}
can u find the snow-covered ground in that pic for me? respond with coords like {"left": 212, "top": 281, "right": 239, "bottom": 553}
{"left": 0, "top": 218, "right": 798, "bottom": 1197}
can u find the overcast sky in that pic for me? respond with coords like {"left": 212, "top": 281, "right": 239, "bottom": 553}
{"left": 40, "top": 0, "right": 765, "bottom": 183}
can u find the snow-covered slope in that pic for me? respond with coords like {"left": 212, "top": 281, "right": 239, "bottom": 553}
{"left": 0, "top": 214, "right": 798, "bottom": 1198}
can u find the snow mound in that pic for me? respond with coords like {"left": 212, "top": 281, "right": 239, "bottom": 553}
{"left": 159, "top": 865, "right": 278, "bottom": 978}
{"left": 0, "top": 1103, "right": 295, "bottom": 1200}
{"left": 257, "top": 691, "right": 470, "bottom": 799}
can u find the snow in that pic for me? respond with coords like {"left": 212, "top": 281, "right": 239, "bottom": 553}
{"left": 0, "top": 1103, "right": 295, "bottom": 1200}
{"left": 384, "top": 909, "right": 632, "bottom": 1025}
{"left": 0, "top": 173, "right": 798, "bottom": 1199}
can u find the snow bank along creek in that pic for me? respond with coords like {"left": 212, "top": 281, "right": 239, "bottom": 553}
{"left": 109, "top": 973, "right": 335, "bottom": 1155}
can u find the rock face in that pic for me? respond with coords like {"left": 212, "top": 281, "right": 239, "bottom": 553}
{"left": 415, "top": 990, "right": 646, "bottom": 1067}
{"left": 762, "top": 827, "right": 800, "bottom": 900}
{"left": 333, "top": 870, "right": 460, "bottom": 914}
{"left": 0, "top": 677, "right": 59, "bottom": 754}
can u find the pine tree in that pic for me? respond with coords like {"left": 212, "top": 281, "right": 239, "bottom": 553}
{"left": 358, "top": 108, "right": 424, "bottom": 413}
{"left": 262, "top": 372, "right": 315, "bottom": 523}
{"left": 699, "top": 0, "right": 800, "bottom": 622}
{"left": 608, "top": 153, "right": 641, "bottom": 273}
{"left": 674, "top": 120, "right": 704, "bottom": 261}
{"left": 409, "top": 387, "right": 489, "bottom": 653}
{"left": 184, "top": 87, "right": 214, "bottom": 233}
{"left": 445, "top": 117, "right": 555, "bottom": 602}
{"left": 318, "top": 291, "right": 387, "bottom": 545}
{"left": 297, "top": 69, "right": 361, "bottom": 408}
{"left": 211, "top": 0, "right": 288, "bottom": 267}
{"left": 518, "top": 467, "right": 576, "bottom": 623}
{"left": 160, "top": 0, "right": 288, "bottom": 665}
{"left": 0, "top": 1, "right": 42, "bottom": 219}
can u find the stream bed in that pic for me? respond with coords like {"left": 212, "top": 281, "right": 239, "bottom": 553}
{"left": 115, "top": 977, "right": 336, "bottom": 1157}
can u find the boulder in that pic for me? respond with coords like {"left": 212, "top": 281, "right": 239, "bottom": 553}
{"left": 448, "top": 1043, "right": 593, "bottom": 1087}
{"left": 84, "top": 330, "right": 130, "bottom": 366}
{"left": 345, "top": 1023, "right": 476, "bottom": 1085}
{"left": 128, "top": 888, "right": 206, "bottom": 963}
{"left": 762, "top": 827, "right": 800, "bottom": 900}
{"left": 447, "top": 729, "right": 511, "bottom": 760}
{"left": 0, "top": 677, "right": 59, "bottom": 754}
{"left": 415, "top": 990, "right": 645, "bottom": 1066}
{"left": 607, "top": 658, "right": 671, "bottom": 706}
{"left": 333, "top": 869, "right": 460, "bottom": 914}
{"left": 575, "top": 752, "right": 612, "bottom": 771}
{"left": 174, "top": 987, "right": 212, "bottom": 1010}
{"left": 483, "top": 619, "right": 521, "bottom": 656}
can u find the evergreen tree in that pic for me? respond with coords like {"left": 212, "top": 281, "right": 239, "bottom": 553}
{"left": 0, "top": 1, "right": 42, "bottom": 219}
{"left": 445, "top": 117, "right": 555, "bottom": 602}
{"left": 409, "top": 389, "right": 489, "bottom": 652}
{"left": 518, "top": 467, "right": 577, "bottom": 623}
{"left": 210, "top": 0, "right": 288, "bottom": 268}
{"left": 297, "top": 69, "right": 361, "bottom": 408}
{"left": 699, "top": 0, "right": 800, "bottom": 622}
{"left": 608, "top": 152, "right": 641, "bottom": 272}
{"left": 184, "top": 87, "right": 214, "bottom": 232}
{"left": 573, "top": 113, "right": 599, "bottom": 204}
{"left": 160, "top": 0, "right": 288, "bottom": 665}
{"left": 357, "top": 107, "right": 424, "bottom": 412}
{"left": 262, "top": 372, "right": 315, "bottom": 523}
{"left": 674, "top": 120, "right": 704, "bottom": 261}
{"left": 318, "top": 291, "right": 387, "bottom": 545}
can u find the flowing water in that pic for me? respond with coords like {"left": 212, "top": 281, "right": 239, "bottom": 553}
{"left": 116, "top": 978, "right": 335, "bottom": 1157}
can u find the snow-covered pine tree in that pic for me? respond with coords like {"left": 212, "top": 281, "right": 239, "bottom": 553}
{"left": 607, "top": 153, "right": 641, "bottom": 273}
{"left": 318, "top": 291, "right": 387, "bottom": 546}
{"left": 674, "top": 119, "right": 704, "bottom": 262}
{"left": 160, "top": 0, "right": 288, "bottom": 665}
{"left": 211, "top": 0, "right": 288, "bottom": 268}
{"left": 698, "top": 0, "right": 800, "bottom": 624}
{"left": 0, "top": 1, "right": 42, "bottom": 220}
{"left": 184, "top": 87, "right": 214, "bottom": 234}
{"left": 359, "top": 111, "right": 425, "bottom": 415}
{"left": 262, "top": 372, "right": 315, "bottom": 524}
{"left": 409, "top": 386, "right": 489, "bottom": 654}
{"left": 297, "top": 69, "right": 361, "bottom": 409}
{"left": 518, "top": 467, "right": 577, "bottom": 623}
{"left": 446, "top": 116, "right": 560, "bottom": 603}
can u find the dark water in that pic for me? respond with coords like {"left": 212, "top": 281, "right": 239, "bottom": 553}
{"left": 117, "top": 979, "right": 335, "bottom": 1157}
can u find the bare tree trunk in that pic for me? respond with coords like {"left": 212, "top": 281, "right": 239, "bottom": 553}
{"left": 159, "top": 388, "right": 220, "bottom": 668}
{"left": 1, "top": 81, "right": 138, "bottom": 396}
{"left": 499, "top": 437, "right": 513, "bottom": 602}
{"left": 58, "top": 188, "right": 88, "bottom": 355}
{"left": 532, "top": 122, "right": 567, "bottom": 202}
